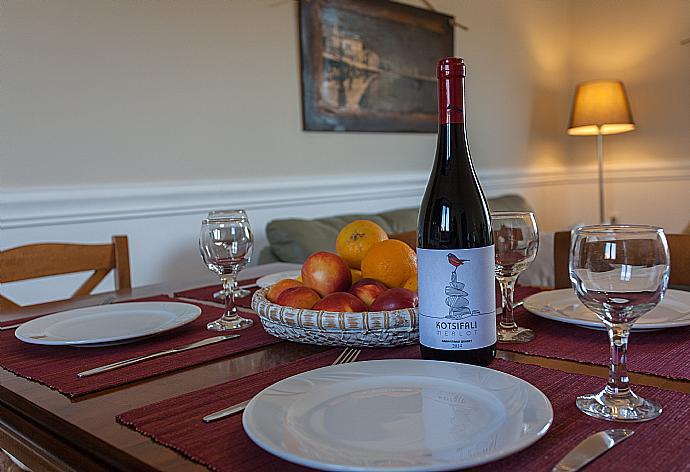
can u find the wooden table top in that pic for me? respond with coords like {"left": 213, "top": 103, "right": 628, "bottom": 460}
{"left": 1, "top": 262, "right": 688, "bottom": 472}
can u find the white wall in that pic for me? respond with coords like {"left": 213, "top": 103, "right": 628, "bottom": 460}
{"left": 2, "top": 0, "right": 688, "bottom": 305}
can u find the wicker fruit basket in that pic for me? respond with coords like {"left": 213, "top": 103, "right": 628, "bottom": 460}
{"left": 251, "top": 287, "right": 418, "bottom": 347}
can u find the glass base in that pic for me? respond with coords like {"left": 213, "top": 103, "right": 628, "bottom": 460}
{"left": 576, "top": 388, "right": 662, "bottom": 422}
{"left": 207, "top": 315, "right": 253, "bottom": 331}
{"left": 212, "top": 288, "right": 250, "bottom": 300}
{"left": 498, "top": 325, "right": 535, "bottom": 343}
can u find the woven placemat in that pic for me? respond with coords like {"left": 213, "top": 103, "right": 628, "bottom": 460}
{"left": 118, "top": 344, "right": 690, "bottom": 471}
{"left": 0, "top": 296, "right": 281, "bottom": 397}
{"left": 502, "top": 287, "right": 690, "bottom": 381}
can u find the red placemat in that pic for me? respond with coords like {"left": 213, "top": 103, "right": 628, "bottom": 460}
{"left": 0, "top": 296, "right": 282, "bottom": 397}
{"left": 118, "top": 345, "right": 690, "bottom": 472}
{"left": 175, "top": 277, "right": 260, "bottom": 309}
{"left": 501, "top": 287, "right": 690, "bottom": 381}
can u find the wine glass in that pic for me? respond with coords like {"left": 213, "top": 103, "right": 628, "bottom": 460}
{"left": 570, "top": 225, "right": 670, "bottom": 421}
{"left": 492, "top": 211, "right": 539, "bottom": 343}
{"left": 199, "top": 214, "right": 254, "bottom": 331}
{"left": 207, "top": 210, "right": 252, "bottom": 300}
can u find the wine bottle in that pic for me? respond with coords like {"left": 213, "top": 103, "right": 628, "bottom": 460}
{"left": 417, "top": 57, "right": 496, "bottom": 366}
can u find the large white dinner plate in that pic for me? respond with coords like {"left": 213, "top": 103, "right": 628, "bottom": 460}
{"left": 523, "top": 289, "right": 690, "bottom": 331}
{"left": 256, "top": 270, "right": 301, "bottom": 288}
{"left": 15, "top": 302, "right": 201, "bottom": 346}
{"left": 243, "top": 359, "right": 553, "bottom": 472}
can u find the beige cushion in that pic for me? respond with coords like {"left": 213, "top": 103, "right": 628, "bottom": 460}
{"left": 258, "top": 194, "right": 532, "bottom": 264}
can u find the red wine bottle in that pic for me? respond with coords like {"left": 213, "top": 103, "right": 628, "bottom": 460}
{"left": 418, "top": 57, "right": 496, "bottom": 366}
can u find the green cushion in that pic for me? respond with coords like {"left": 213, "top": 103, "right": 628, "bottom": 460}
{"left": 258, "top": 194, "right": 532, "bottom": 264}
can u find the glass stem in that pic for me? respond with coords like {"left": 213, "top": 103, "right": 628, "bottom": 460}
{"left": 220, "top": 274, "right": 237, "bottom": 320}
{"left": 499, "top": 276, "right": 518, "bottom": 330}
{"left": 605, "top": 323, "right": 631, "bottom": 396}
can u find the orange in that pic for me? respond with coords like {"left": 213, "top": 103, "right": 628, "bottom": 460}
{"left": 403, "top": 273, "right": 418, "bottom": 292}
{"left": 350, "top": 269, "right": 362, "bottom": 284}
{"left": 336, "top": 220, "right": 388, "bottom": 270}
{"left": 361, "top": 239, "right": 417, "bottom": 288}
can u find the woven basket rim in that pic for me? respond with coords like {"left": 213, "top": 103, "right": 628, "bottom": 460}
{"left": 251, "top": 286, "right": 417, "bottom": 318}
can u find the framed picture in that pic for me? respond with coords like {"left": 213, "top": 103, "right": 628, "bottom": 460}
{"left": 299, "top": 0, "right": 454, "bottom": 133}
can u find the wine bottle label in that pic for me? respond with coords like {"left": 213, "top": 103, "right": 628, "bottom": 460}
{"left": 417, "top": 246, "right": 496, "bottom": 350}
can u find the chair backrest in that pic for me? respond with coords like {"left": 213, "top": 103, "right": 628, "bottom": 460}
{"left": 553, "top": 231, "right": 690, "bottom": 289}
{"left": 0, "top": 235, "right": 131, "bottom": 310}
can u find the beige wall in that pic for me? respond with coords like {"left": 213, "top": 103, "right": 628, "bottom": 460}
{"left": 1, "top": 0, "right": 571, "bottom": 188}
{"left": 567, "top": 0, "right": 690, "bottom": 168}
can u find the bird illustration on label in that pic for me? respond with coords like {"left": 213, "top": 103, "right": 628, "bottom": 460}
{"left": 444, "top": 253, "right": 481, "bottom": 320}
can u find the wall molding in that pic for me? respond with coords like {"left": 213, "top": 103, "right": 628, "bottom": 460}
{"left": 3, "top": 162, "right": 689, "bottom": 229}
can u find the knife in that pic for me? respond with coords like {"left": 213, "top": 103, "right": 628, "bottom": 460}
{"left": 77, "top": 334, "right": 240, "bottom": 378}
{"left": 552, "top": 429, "right": 634, "bottom": 472}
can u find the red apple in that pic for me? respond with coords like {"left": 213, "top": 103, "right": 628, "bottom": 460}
{"left": 266, "top": 279, "right": 303, "bottom": 303}
{"left": 348, "top": 278, "right": 388, "bottom": 307}
{"left": 276, "top": 286, "right": 321, "bottom": 309}
{"left": 370, "top": 288, "right": 418, "bottom": 311}
{"left": 312, "top": 292, "right": 367, "bottom": 312}
{"left": 301, "top": 251, "right": 352, "bottom": 297}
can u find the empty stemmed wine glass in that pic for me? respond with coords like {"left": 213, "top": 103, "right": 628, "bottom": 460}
{"left": 570, "top": 225, "right": 669, "bottom": 421}
{"left": 207, "top": 210, "right": 252, "bottom": 300}
{"left": 492, "top": 211, "right": 539, "bottom": 343}
{"left": 199, "top": 212, "right": 254, "bottom": 331}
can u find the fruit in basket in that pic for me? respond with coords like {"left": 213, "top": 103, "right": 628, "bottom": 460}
{"left": 266, "top": 279, "right": 303, "bottom": 302}
{"left": 350, "top": 269, "right": 362, "bottom": 284}
{"left": 370, "top": 288, "right": 418, "bottom": 311}
{"left": 301, "top": 252, "right": 352, "bottom": 297}
{"left": 349, "top": 278, "right": 388, "bottom": 307}
{"left": 361, "top": 239, "right": 418, "bottom": 288}
{"left": 402, "top": 273, "right": 418, "bottom": 292}
{"left": 336, "top": 220, "right": 388, "bottom": 269}
{"left": 313, "top": 292, "right": 367, "bottom": 312}
{"left": 276, "top": 286, "right": 321, "bottom": 309}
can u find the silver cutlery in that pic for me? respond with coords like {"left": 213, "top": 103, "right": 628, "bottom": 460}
{"left": 77, "top": 334, "right": 241, "bottom": 378}
{"left": 552, "top": 429, "right": 634, "bottom": 472}
{"left": 202, "top": 347, "right": 362, "bottom": 423}
{"left": 0, "top": 295, "right": 117, "bottom": 331}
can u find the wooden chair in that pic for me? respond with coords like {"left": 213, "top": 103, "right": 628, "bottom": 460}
{"left": 0, "top": 235, "right": 131, "bottom": 310}
{"left": 553, "top": 231, "right": 690, "bottom": 289}
{"left": 389, "top": 230, "right": 417, "bottom": 249}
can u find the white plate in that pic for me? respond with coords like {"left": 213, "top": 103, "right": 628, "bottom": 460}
{"left": 15, "top": 302, "right": 201, "bottom": 346}
{"left": 256, "top": 270, "right": 301, "bottom": 288}
{"left": 523, "top": 289, "right": 690, "bottom": 331}
{"left": 243, "top": 359, "right": 553, "bottom": 472}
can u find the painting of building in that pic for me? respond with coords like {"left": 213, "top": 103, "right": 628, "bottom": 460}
{"left": 300, "top": 0, "right": 454, "bottom": 132}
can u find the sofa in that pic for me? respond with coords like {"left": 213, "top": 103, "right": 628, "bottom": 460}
{"left": 258, "top": 194, "right": 533, "bottom": 265}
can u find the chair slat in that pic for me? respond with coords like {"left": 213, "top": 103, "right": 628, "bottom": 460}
{"left": 0, "top": 243, "right": 115, "bottom": 283}
{"left": 0, "top": 294, "right": 21, "bottom": 311}
{"left": 113, "top": 236, "right": 131, "bottom": 290}
{"left": 73, "top": 269, "right": 109, "bottom": 297}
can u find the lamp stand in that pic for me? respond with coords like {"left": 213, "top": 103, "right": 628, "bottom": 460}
{"left": 596, "top": 132, "right": 605, "bottom": 224}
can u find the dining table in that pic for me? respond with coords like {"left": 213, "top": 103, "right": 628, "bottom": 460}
{"left": 1, "top": 261, "right": 688, "bottom": 472}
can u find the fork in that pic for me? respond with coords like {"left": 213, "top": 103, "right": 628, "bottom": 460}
{"left": 202, "top": 347, "right": 362, "bottom": 423}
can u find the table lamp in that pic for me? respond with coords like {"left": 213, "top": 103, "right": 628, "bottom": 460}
{"left": 567, "top": 80, "right": 635, "bottom": 223}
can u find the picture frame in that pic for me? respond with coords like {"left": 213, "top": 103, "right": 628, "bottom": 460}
{"left": 299, "top": 0, "right": 454, "bottom": 132}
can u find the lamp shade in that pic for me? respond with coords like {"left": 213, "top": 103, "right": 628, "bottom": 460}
{"left": 567, "top": 80, "right": 635, "bottom": 136}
